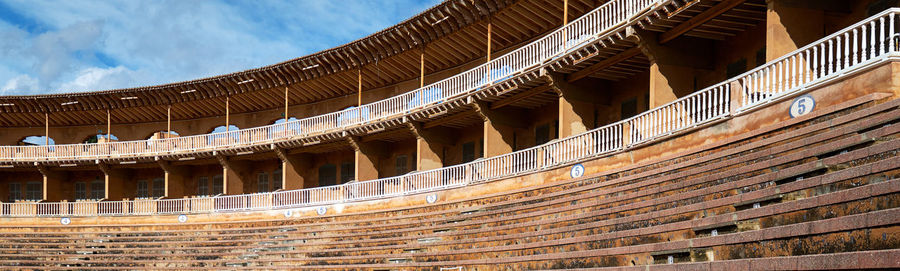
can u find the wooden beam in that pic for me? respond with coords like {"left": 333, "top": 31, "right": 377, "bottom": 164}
{"left": 472, "top": 99, "right": 528, "bottom": 129}
{"left": 361, "top": 128, "right": 410, "bottom": 143}
{"left": 490, "top": 84, "right": 553, "bottom": 110}
{"left": 659, "top": 0, "right": 746, "bottom": 44}
{"left": 424, "top": 111, "right": 475, "bottom": 129}
{"left": 567, "top": 47, "right": 642, "bottom": 82}
{"left": 507, "top": 8, "right": 543, "bottom": 32}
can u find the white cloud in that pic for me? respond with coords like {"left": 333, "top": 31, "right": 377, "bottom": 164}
{"left": 30, "top": 20, "right": 104, "bottom": 85}
{"left": 0, "top": 74, "right": 39, "bottom": 95}
{"left": 0, "top": 0, "right": 442, "bottom": 94}
{"left": 58, "top": 66, "right": 142, "bottom": 93}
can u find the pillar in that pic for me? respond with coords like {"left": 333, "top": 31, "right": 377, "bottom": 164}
{"left": 274, "top": 148, "right": 312, "bottom": 189}
{"left": 36, "top": 166, "right": 66, "bottom": 201}
{"left": 766, "top": 0, "right": 828, "bottom": 61}
{"left": 407, "top": 122, "right": 454, "bottom": 171}
{"left": 224, "top": 96, "right": 230, "bottom": 131}
{"left": 44, "top": 113, "right": 49, "bottom": 145}
{"left": 472, "top": 98, "right": 526, "bottom": 157}
{"left": 98, "top": 163, "right": 128, "bottom": 200}
{"left": 420, "top": 48, "right": 426, "bottom": 88}
{"left": 628, "top": 27, "right": 715, "bottom": 108}
{"left": 216, "top": 155, "right": 248, "bottom": 195}
{"left": 167, "top": 105, "right": 172, "bottom": 135}
{"left": 543, "top": 69, "right": 605, "bottom": 138}
{"left": 486, "top": 17, "right": 493, "bottom": 62}
{"left": 157, "top": 161, "right": 188, "bottom": 198}
{"left": 347, "top": 136, "right": 386, "bottom": 181}
{"left": 358, "top": 69, "right": 363, "bottom": 106}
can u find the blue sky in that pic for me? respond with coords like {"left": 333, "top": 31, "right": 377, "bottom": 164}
{"left": 0, "top": 0, "right": 441, "bottom": 95}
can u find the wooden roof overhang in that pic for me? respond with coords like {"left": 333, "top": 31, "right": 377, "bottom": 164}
{"left": 0, "top": 0, "right": 605, "bottom": 128}
{"left": 560, "top": 0, "right": 768, "bottom": 81}
{"left": 1, "top": 0, "right": 710, "bottom": 167}
{"left": 0, "top": 0, "right": 654, "bottom": 167}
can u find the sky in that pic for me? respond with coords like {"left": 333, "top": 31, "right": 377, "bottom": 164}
{"left": 0, "top": 0, "right": 441, "bottom": 96}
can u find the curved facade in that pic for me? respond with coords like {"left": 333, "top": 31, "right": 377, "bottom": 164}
{"left": 0, "top": 0, "right": 894, "bottom": 213}
{"left": 0, "top": 0, "right": 899, "bottom": 269}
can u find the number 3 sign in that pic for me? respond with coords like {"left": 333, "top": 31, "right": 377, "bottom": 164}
{"left": 789, "top": 94, "right": 815, "bottom": 118}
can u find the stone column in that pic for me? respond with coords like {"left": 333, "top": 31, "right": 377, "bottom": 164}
{"left": 766, "top": 0, "right": 828, "bottom": 61}
{"left": 628, "top": 27, "right": 715, "bottom": 108}
{"left": 407, "top": 122, "right": 454, "bottom": 171}
{"left": 543, "top": 69, "right": 605, "bottom": 138}
{"left": 37, "top": 165, "right": 67, "bottom": 201}
{"left": 157, "top": 160, "right": 188, "bottom": 198}
{"left": 274, "top": 148, "right": 312, "bottom": 190}
{"left": 472, "top": 98, "right": 526, "bottom": 158}
{"left": 216, "top": 155, "right": 249, "bottom": 195}
{"left": 98, "top": 163, "right": 129, "bottom": 200}
{"left": 347, "top": 136, "right": 385, "bottom": 181}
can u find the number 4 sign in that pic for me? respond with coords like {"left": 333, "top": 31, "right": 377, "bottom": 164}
{"left": 789, "top": 94, "right": 815, "bottom": 118}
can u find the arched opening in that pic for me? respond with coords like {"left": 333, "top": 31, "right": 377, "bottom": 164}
{"left": 338, "top": 106, "right": 371, "bottom": 126}
{"left": 19, "top": 136, "right": 55, "bottom": 146}
{"left": 147, "top": 131, "right": 179, "bottom": 140}
{"left": 145, "top": 131, "right": 180, "bottom": 150}
{"left": 208, "top": 125, "right": 240, "bottom": 145}
{"left": 209, "top": 125, "right": 240, "bottom": 134}
{"left": 273, "top": 117, "right": 299, "bottom": 124}
{"left": 83, "top": 133, "right": 119, "bottom": 144}
{"left": 271, "top": 117, "right": 301, "bottom": 138}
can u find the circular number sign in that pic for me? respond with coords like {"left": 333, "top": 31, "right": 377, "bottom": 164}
{"left": 177, "top": 214, "right": 188, "bottom": 223}
{"left": 284, "top": 210, "right": 294, "bottom": 218}
{"left": 60, "top": 217, "right": 71, "bottom": 225}
{"left": 316, "top": 206, "right": 327, "bottom": 216}
{"left": 571, "top": 164, "right": 585, "bottom": 178}
{"left": 426, "top": 194, "right": 437, "bottom": 204}
{"left": 789, "top": 95, "right": 815, "bottom": 118}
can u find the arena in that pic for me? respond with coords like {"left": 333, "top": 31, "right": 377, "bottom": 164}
{"left": 0, "top": 0, "right": 899, "bottom": 269}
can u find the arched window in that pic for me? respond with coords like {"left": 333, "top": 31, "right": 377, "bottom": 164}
{"left": 20, "top": 136, "right": 55, "bottom": 146}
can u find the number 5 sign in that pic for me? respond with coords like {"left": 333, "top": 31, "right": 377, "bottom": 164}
{"left": 789, "top": 94, "right": 815, "bottom": 118}
{"left": 571, "top": 164, "right": 585, "bottom": 178}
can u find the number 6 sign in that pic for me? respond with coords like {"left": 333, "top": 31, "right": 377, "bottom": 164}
{"left": 789, "top": 94, "right": 815, "bottom": 118}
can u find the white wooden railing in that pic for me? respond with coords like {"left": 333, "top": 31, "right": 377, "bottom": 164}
{"left": 628, "top": 83, "right": 730, "bottom": 146}
{"left": 739, "top": 9, "right": 898, "bottom": 110}
{"left": 1, "top": 7, "right": 898, "bottom": 217}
